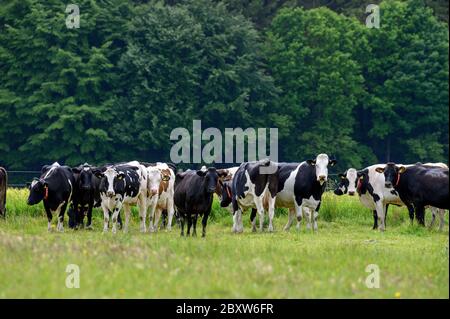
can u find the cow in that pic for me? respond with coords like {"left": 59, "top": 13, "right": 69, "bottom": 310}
{"left": 146, "top": 162, "right": 176, "bottom": 232}
{"left": 375, "top": 162, "right": 449, "bottom": 227}
{"left": 174, "top": 167, "right": 227, "bottom": 237}
{"left": 94, "top": 161, "right": 147, "bottom": 233}
{"left": 335, "top": 162, "right": 448, "bottom": 231}
{"left": 27, "top": 162, "right": 75, "bottom": 232}
{"left": 68, "top": 163, "right": 105, "bottom": 230}
{"left": 220, "top": 159, "right": 278, "bottom": 233}
{"left": 275, "top": 154, "right": 336, "bottom": 232}
{"left": 0, "top": 167, "right": 7, "bottom": 218}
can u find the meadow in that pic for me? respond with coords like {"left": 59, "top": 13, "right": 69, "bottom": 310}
{"left": 0, "top": 188, "right": 448, "bottom": 298}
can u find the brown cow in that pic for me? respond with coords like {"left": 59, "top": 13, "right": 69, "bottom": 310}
{"left": 0, "top": 167, "right": 8, "bottom": 217}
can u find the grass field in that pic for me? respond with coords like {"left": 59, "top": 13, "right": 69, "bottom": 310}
{"left": 0, "top": 188, "right": 448, "bottom": 298}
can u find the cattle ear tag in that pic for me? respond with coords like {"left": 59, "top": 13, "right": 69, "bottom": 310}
{"left": 359, "top": 175, "right": 364, "bottom": 180}
{"left": 117, "top": 175, "right": 123, "bottom": 180}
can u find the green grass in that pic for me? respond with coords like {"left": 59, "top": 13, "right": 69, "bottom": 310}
{"left": 0, "top": 189, "right": 448, "bottom": 298}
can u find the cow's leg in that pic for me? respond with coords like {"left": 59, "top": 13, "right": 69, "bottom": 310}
{"left": 186, "top": 214, "right": 192, "bottom": 237}
{"left": 86, "top": 203, "right": 93, "bottom": 230}
{"left": 180, "top": 214, "right": 185, "bottom": 237}
{"left": 138, "top": 196, "right": 147, "bottom": 233}
{"left": 429, "top": 207, "right": 437, "bottom": 228}
{"left": 192, "top": 214, "right": 198, "bottom": 237}
{"left": 68, "top": 204, "right": 76, "bottom": 229}
{"left": 313, "top": 202, "right": 321, "bottom": 231}
{"left": 284, "top": 208, "right": 295, "bottom": 231}
{"left": 102, "top": 205, "right": 110, "bottom": 233}
{"left": 250, "top": 208, "right": 257, "bottom": 232}
{"left": 267, "top": 195, "right": 276, "bottom": 232}
{"left": 56, "top": 202, "right": 67, "bottom": 232}
{"left": 415, "top": 204, "right": 425, "bottom": 226}
{"left": 438, "top": 209, "right": 445, "bottom": 231}
{"left": 375, "top": 200, "right": 386, "bottom": 231}
{"left": 385, "top": 204, "right": 389, "bottom": 228}
{"left": 111, "top": 205, "right": 123, "bottom": 234}
{"left": 305, "top": 207, "right": 313, "bottom": 230}
{"left": 121, "top": 203, "right": 130, "bottom": 233}
{"left": 372, "top": 210, "right": 378, "bottom": 229}
{"left": 201, "top": 213, "right": 209, "bottom": 237}
{"left": 44, "top": 204, "right": 53, "bottom": 232}
{"left": 407, "top": 204, "right": 414, "bottom": 225}
{"left": 232, "top": 209, "right": 243, "bottom": 233}
{"left": 153, "top": 208, "right": 163, "bottom": 233}
{"left": 166, "top": 199, "right": 175, "bottom": 231}
{"left": 254, "top": 197, "right": 265, "bottom": 232}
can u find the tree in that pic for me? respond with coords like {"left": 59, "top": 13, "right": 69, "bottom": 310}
{"left": 362, "top": 0, "right": 449, "bottom": 163}
{"left": 115, "top": 0, "right": 278, "bottom": 164}
{"left": 266, "top": 7, "right": 373, "bottom": 168}
{"left": 0, "top": 0, "right": 133, "bottom": 169}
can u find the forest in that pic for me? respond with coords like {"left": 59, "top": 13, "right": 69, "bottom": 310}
{"left": 0, "top": 0, "right": 448, "bottom": 170}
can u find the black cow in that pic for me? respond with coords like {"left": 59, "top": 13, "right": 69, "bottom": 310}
{"left": 68, "top": 163, "right": 106, "bottom": 230}
{"left": 93, "top": 163, "right": 145, "bottom": 233}
{"left": 221, "top": 159, "right": 278, "bottom": 233}
{"left": 0, "top": 167, "right": 7, "bottom": 218}
{"left": 27, "top": 162, "right": 75, "bottom": 232}
{"left": 275, "top": 154, "right": 336, "bottom": 231}
{"left": 174, "top": 167, "right": 227, "bottom": 237}
{"left": 375, "top": 163, "right": 449, "bottom": 225}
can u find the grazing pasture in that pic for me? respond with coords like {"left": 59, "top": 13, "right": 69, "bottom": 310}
{"left": 0, "top": 188, "right": 448, "bottom": 298}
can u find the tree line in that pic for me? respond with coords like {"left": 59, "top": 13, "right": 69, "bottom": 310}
{"left": 0, "top": 0, "right": 448, "bottom": 170}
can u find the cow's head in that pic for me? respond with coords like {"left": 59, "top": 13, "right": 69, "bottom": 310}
{"left": 94, "top": 167, "right": 126, "bottom": 198}
{"left": 73, "top": 164, "right": 94, "bottom": 191}
{"left": 334, "top": 168, "right": 367, "bottom": 196}
{"left": 196, "top": 167, "right": 227, "bottom": 194}
{"left": 375, "top": 163, "right": 406, "bottom": 188}
{"left": 27, "top": 178, "right": 47, "bottom": 205}
{"left": 145, "top": 167, "right": 164, "bottom": 197}
{"left": 219, "top": 181, "right": 233, "bottom": 207}
{"left": 306, "top": 153, "right": 337, "bottom": 185}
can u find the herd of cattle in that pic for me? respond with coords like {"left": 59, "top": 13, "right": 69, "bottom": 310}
{"left": 0, "top": 154, "right": 448, "bottom": 236}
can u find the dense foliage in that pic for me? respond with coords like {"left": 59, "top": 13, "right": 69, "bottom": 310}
{"left": 0, "top": 0, "right": 448, "bottom": 170}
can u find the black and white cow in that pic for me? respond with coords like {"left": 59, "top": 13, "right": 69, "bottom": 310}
{"left": 27, "top": 162, "right": 75, "bottom": 232}
{"left": 275, "top": 154, "right": 336, "bottom": 231}
{"left": 174, "top": 167, "right": 227, "bottom": 237}
{"left": 335, "top": 162, "right": 448, "bottom": 231}
{"left": 375, "top": 162, "right": 449, "bottom": 227}
{"left": 94, "top": 161, "right": 147, "bottom": 233}
{"left": 221, "top": 159, "right": 278, "bottom": 233}
{"left": 68, "top": 163, "right": 104, "bottom": 229}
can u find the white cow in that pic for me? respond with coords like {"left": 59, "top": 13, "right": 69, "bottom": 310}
{"left": 146, "top": 163, "right": 176, "bottom": 232}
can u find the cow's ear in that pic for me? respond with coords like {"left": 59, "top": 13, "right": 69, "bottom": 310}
{"left": 117, "top": 172, "right": 126, "bottom": 179}
{"left": 306, "top": 159, "right": 316, "bottom": 166}
{"left": 72, "top": 167, "right": 81, "bottom": 174}
{"left": 375, "top": 167, "right": 385, "bottom": 173}
{"left": 338, "top": 173, "right": 346, "bottom": 180}
{"left": 217, "top": 169, "right": 228, "bottom": 178}
{"left": 196, "top": 170, "right": 207, "bottom": 177}
{"left": 329, "top": 159, "right": 337, "bottom": 166}
{"left": 26, "top": 182, "right": 31, "bottom": 188}
{"left": 161, "top": 174, "right": 170, "bottom": 182}
{"left": 41, "top": 165, "right": 50, "bottom": 174}
{"left": 398, "top": 166, "right": 406, "bottom": 174}
{"left": 92, "top": 169, "right": 103, "bottom": 178}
